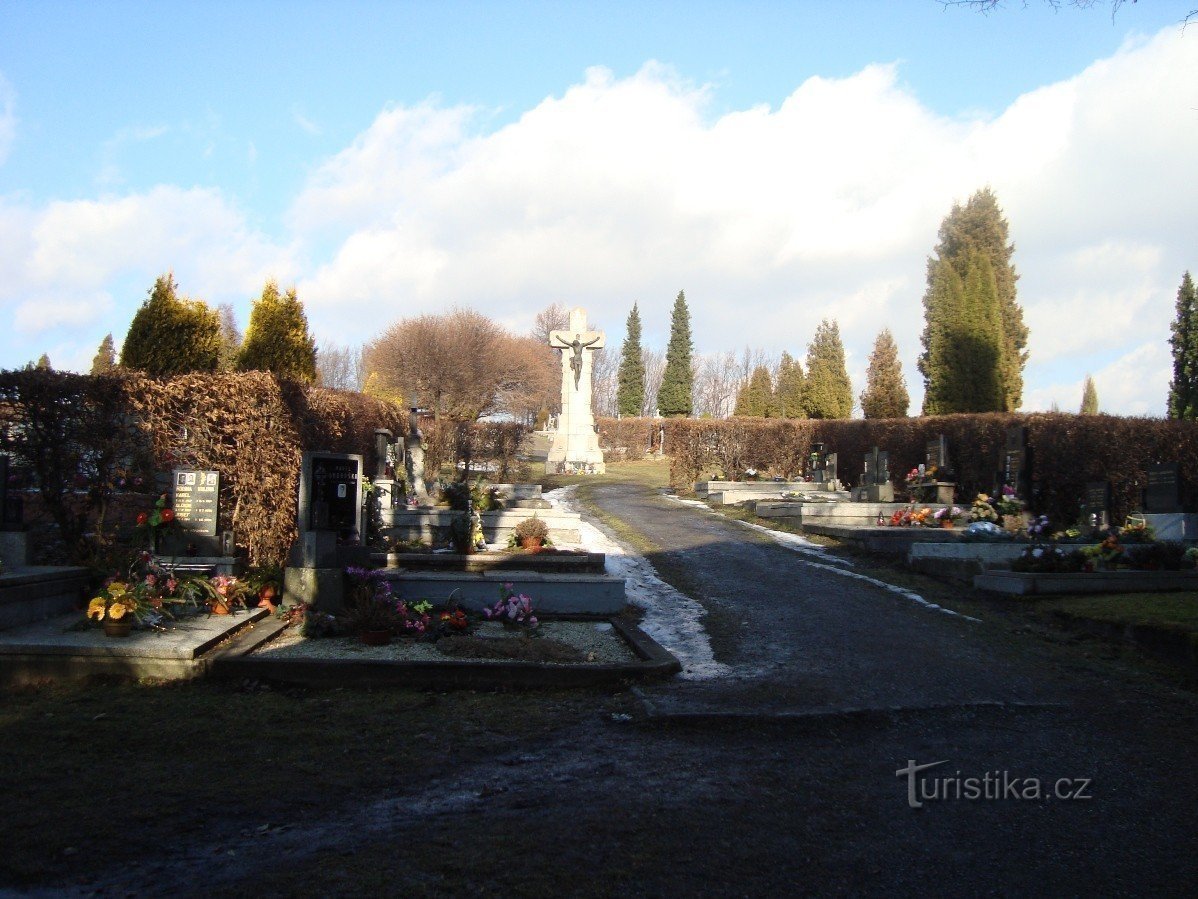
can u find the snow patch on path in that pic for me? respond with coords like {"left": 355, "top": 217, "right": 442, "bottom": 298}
{"left": 667, "top": 495, "right": 981, "bottom": 623}
{"left": 545, "top": 486, "right": 729, "bottom": 680}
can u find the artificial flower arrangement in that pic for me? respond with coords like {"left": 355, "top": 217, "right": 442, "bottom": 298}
{"left": 483, "top": 582, "right": 539, "bottom": 631}
{"left": 135, "top": 493, "right": 179, "bottom": 550}
{"left": 970, "top": 494, "right": 999, "bottom": 523}
{"left": 86, "top": 552, "right": 204, "bottom": 629}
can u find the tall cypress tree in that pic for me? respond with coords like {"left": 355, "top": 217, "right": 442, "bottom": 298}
{"left": 860, "top": 328, "right": 909, "bottom": 419}
{"left": 921, "top": 188, "right": 1026, "bottom": 411}
{"left": 774, "top": 351, "right": 806, "bottom": 419}
{"left": 121, "top": 273, "right": 222, "bottom": 375}
{"left": 1168, "top": 272, "right": 1198, "bottom": 420}
{"left": 90, "top": 334, "right": 116, "bottom": 375}
{"left": 733, "top": 365, "right": 775, "bottom": 417}
{"left": 1079, "top": 375, "right": 1099, "bottom": 415}
{"left": 658, "top": 290, "right": 693, "bottom": 416}
{"left": 616, "top": 303, "right": 646, "bottom": 417}
{"left": 237, "top": 281, "right": 318, "bottom": 383}
{"left": 959, "top": 251, "right": 1004, "bottom": 412}
{"left": 805, "top": 320, "right": 853, "bottom": 419}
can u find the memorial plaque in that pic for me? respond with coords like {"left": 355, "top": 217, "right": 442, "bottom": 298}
{"left": 863, "top": 447, "right": 889, "bottom": 486}
{"left": 172, "top": 469, "right": 220, "bottom": 537}
{"left": 825, "top": 452, "right": 838, "bottom": 484}
{"left": 1082, "top": 480, "right": 1111, "bottom": 530}
{"left": 299, "top": 452, "right": 364, "bottom": 540}
{"left": 1144, "top": 463, "right": 1181, "bottom": 513}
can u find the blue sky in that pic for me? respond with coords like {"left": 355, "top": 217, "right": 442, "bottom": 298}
{"left": 1, "top": 1, "right": 1195, "bottom": 414}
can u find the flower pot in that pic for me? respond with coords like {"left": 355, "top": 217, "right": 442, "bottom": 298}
{"left": 941, "top": 519, "right": 955, "bottom": 529}
{"left": 103, "top": 617, "right": 133, "bottom": 638}
{"left": 210, "top": 601, "right": 231, "bottom": 615}
{"left": 359, "top": 629, "right": 392, "bottom": 646}
{"left": 520, "top": 537, "right": 544, "bottom": 552}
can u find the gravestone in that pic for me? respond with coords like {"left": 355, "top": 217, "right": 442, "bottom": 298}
{"left": 169, "top": 469, "right": 221, "bottom": 555}
{"left": 858, "top": 446, "right": 893, "bottom": 502}
{"left": 1082, "top": 480, "right": 1111, "bottom": 531}
{"left": 545, "top": 307, "right": 606, "bottom": 474}
{"left": 1143, "top": 463, "right": 1182, "bottom": 514}
{"left": 0, "top": 455, "right": 28, "bottom": 567}
{"left": 926, "top": 434, "right": 949, "bottom": 475}
{"left": 1002, "top": 426, "right": 1031, "bottom": 499}
{"left": 299, "top": 452, "right": 364, "bottom": 541}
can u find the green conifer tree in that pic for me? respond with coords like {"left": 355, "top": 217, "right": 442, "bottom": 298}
{"left": 1079, "top": 375, "right": 1099, "bottom": 415}
{"left": 860, "top": 328, "right": 909, "bottom": 419}
{"left": 774, "top": 352, "right": 807, "bottom": 419}
{"left": 35, "top": 354, "right": 51, "bottom": 370}
{"left": 1168, "top": 272, "right": 1198, "bottom": 420}
{"left": 90, "top": 334, "right": 116, "bottom": 375}
{"left": 237, "top": 281, "right": 318, "bottom": 383}
{"left": 805, "top": 320, "right": 853, "bottom": 419}
{"left": 121, "top": 274, "right": 222, "bottom": 375}
{"left": 734, "top": 365, "right": 775, "bottom": 416}
{"left": 657, "top": 290, "right": 694, "bottom": 416}
{"left": 921, "top": 188, "right": 1026, "bottom": 412}
{"left": 616, "top": 303, "right": 646, "bottom": 417}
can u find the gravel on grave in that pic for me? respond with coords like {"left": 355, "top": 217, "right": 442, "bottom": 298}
{"left": 253, "top": 620, "right": 639, "bottom": 665}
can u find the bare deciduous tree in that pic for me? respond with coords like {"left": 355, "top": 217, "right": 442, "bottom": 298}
{"left": 365, "top": 308, "right": 556, "bottom": 421}
{"left": 642, "top": 348, "right": 667, "bottom": 417}
{"left": 316, "top": 342, "right": 364, "bottom": 391}
{"left": 693, "top": 351, "right": 743, "bottom": 419}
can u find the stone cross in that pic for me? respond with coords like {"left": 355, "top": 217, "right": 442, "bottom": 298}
{"left": 545, "top": 307, "right": 606, "bottom": 474}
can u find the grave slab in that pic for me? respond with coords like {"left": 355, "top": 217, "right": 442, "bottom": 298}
{"left": 974, "top": 570, "right": 1198, "bottom": 596}
{"left": 378, "top": 569, "right": 626, "bottom": 615}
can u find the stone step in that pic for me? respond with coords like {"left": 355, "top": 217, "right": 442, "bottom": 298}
{"left": 0, "top": 566, "right": 91, "bottom": 631}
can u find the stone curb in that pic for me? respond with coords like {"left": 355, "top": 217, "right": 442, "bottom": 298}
{"left": 208, "top": 616, "right": 681, "bottom": 690}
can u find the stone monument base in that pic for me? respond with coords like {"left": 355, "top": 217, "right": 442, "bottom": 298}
{"left": 545, "top": 460, "right": 605, "bottom": 475}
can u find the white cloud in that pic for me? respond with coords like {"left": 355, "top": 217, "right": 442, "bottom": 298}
{"left": 292, "top": 106, "right": 322, "bottom": 136}
{"left": 287, "top": 30, "right": 1194, "bottom": 416}
{"left": 1, "top": 28, "right": 1194, "bottom": 418}
{"left": 0, "top": 186, "right": 295, "bottom": 353}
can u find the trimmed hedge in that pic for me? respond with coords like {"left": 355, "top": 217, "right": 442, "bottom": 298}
{"left": 601, "top": 414, "right": 1198, "bottom": 529}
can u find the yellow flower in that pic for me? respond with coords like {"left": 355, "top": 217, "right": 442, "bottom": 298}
{"left": 108, "top": 601, "right": 129, "bottom": 620}
{"left": 107, "top": 582, "right": 128, "bottom": 599}
{"left": 87, "top": 598, "right": 107, "bottom": 620}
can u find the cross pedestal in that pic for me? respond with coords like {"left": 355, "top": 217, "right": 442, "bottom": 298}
{"left": 546, "top": 307, "right": 606, "bottom": 474}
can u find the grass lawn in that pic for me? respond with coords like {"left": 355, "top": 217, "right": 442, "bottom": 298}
{"left": 1039, "top": 593, "right": 1198, "bottom": 633}
{"left": 0, "top": 679, "right": 629, "bottom": 888}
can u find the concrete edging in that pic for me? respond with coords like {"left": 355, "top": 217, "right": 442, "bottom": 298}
{"left": 209, "top": 616, "right": 681, "bottom": 689}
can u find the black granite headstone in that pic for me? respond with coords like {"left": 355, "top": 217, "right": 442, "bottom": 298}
{"left": 300, "top": 452, "right": 364, "bottom": 541}
{"left": 926, "top": 434, "right": 949, "bottom": 473}
{"left": 1143, "top": 463, "right": 1182, "bottom": 513}
{"left": 172, "top": 469, "right": 220, "bottom": 538}
{"left": 1003, "top": 426, "right": 1030, "bottom": 498}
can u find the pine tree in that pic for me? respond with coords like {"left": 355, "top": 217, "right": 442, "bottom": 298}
{"left": 237, "top": 281, "right": 317, "bottom": 383}
{"left": 959, "top": 251, "right": 1005, "bottom": 412}
{"left": 860, "top": 328, "right": 909, "bottom": 419}
{"left": 921, "top": 188, "right": 1026, "bottom": 411}
{"left": 657, "top": 290, "right": 693, "bottom": 417}
{"left": 1079, "top": 375, "right": 1099, "bottom": 414}
{"left": 734, "top": 365, "right": 775, "bottom": 416}
{"left": 121, "top": 274, "right": 222, "bottom": 375}
{"left": 1168, "top": 272, "right": 1198, "bottom": 420}
{"left": 217, "top": 303, "right": 242, "bottom": 372}
{"left": 616, "top": 303, "right": 645, "bottom": 417}
{"left": 35, "top": 354, "right": 51, "bottom": 370}
{"left": 90, "top": 334, "right": 116, "bottom": 374}
{"left": 774, "top": 352, "right": 806, "bottom": 419}
{"left": 805, "top": 320, "right": 853, "bottom": 419}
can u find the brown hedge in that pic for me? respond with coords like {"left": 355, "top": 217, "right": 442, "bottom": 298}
{"left": 0, "top": 370, "right": 406, "bottom": 568}
{"left": 605, "top": 414, "right": 1198, "bottom": 528}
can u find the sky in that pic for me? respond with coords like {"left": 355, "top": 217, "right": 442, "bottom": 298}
{"left": 0, "top": 0, "right": 1195, "bottom": 415}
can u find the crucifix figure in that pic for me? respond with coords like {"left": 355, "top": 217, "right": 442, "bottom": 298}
{"left": 551, "top": 330, "right": 604, "bottom": 390}
{"left": 545, "top": 307, "right": 606, "bottom": 474}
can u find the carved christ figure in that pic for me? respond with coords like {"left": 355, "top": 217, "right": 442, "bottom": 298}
{"left": 550, "top": 331, "right": 602, "bottom": 390}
